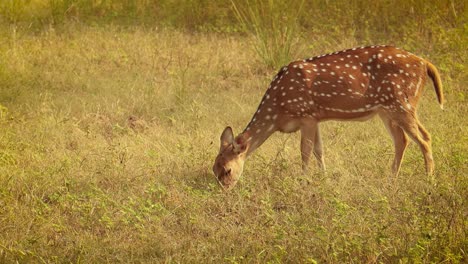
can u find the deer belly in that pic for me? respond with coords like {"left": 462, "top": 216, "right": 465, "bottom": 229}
{"left": 313, "top": 97, "right": 380, "bottom": 121}
{"left": 318, "top": 110, "right": 378, "bottom": 121}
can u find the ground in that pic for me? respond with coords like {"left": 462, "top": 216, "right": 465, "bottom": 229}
{"left": 0, "top": 21, "right": 466, "bottom": 263}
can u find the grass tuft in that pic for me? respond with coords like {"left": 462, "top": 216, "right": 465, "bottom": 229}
{"left": 231, "top": 0, "right": 305, "bottom": 68}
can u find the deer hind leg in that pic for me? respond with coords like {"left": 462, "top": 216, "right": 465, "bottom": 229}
{"left": 417, "top": 120, "right": 431, "bottom": 142}
{"left": 397, "top": 114, "right": 434, "bottom": 175}
{"left": 313, "top": 126, "right": 326, "bottom": 171}
{"left": 300, "top": 119, "right": 318, "bottom": 172}
{"left": 380, "top": 113, "right": 409, "bottom": 176}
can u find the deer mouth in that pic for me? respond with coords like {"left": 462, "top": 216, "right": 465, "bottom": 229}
{"left": 215, "top": 174, "right": 237, "bottom": 191}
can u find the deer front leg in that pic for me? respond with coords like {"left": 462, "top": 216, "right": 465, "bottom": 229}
{"left": 300, "top": 119, "right": 318, "bottom": 172}
{"left": 313, "top": 126, "right": 326, "bottom": 171}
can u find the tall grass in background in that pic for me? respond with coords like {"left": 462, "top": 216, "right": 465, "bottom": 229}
{"left": 231, "top": 0, "right": 305, "bottom": 68}
{"left": 0, "top": 0, "right": 465, "bottom": 83}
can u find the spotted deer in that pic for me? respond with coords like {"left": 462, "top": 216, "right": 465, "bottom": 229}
{"left": 213, "top": 45, "right": 443, "bottom": 190}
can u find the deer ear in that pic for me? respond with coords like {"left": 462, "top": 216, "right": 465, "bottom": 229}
{"left": 220, "top": 126, "right": 234, "bottom": 151}
{"left": 233, "top": 134, "right": 248, "bottom": 154}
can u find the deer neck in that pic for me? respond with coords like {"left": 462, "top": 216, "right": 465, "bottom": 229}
{"left": 238, "top": 118, "right": 276, "bottom": 157}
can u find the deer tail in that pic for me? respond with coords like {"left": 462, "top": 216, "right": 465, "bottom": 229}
{"left": 426, "top": 61, "right": 444, "bottom": 109}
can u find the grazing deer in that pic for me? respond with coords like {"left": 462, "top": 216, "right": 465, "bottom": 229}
{"left": 213, "top": 45, "right": 443, "bottom": 190}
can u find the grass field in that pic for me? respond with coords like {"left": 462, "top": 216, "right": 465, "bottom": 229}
{"left": 0, "top": 1, "right": 467, "bottom": 263}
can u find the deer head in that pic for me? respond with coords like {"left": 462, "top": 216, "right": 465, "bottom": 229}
{"left": 212, "top": 127, "right": 248, "bottom": 190}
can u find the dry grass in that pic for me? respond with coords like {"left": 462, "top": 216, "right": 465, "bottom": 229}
{"left": 0, "top": 23, "right": 466, "bottom": 263}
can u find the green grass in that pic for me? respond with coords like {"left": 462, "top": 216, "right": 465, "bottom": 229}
{"left": 0, "top": 1, "right": 467, "bottom": 263}
{"left": 231, "top": 0, "right": 305, "bottom": 68}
